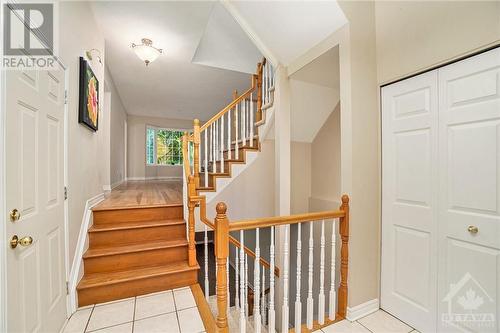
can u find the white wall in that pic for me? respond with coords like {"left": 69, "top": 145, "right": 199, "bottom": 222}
{"left": 290, "top": 142, "right": 311, "bottom": 214}
{"left": 59, "top": 1, "right": 107, "bottom": 264}
{"left": 205, "top": 139, "right": 275, "bottom": 223}
{"left": 375, "top": 1, "right": 500, "bottom": 84}
{"left": 127, "top": 115, "right": 192, "bottom": 180}
{"left": 105, "top": 66, "right": 127, "bottom": 187}
{"left": 311, "top": 103, "right": 341, "bottom": 202}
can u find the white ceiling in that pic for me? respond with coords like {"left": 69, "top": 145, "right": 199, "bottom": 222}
{"left": 228, "top": 1, "right": 347, "bottom": 66}
{"left": 192, "top": 3, "right": 262, "bottom": 74}
{"left": 91, "top": 1, "right": 255, "bottom": 121}
{"left": 290, "top": 47, "right": 340, "bottom": 142}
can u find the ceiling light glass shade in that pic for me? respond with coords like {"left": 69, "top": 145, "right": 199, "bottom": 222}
{"left": 131, "top": 38, "right": 163, "bottom": 66}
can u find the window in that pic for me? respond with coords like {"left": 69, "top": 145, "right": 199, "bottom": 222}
{"left": 146, "top": 127, "right": 185, "bottom": 166}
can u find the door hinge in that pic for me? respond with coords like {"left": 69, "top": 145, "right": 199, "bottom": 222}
{"left": 66, "top": 281, "right": 69, "bottom": 295}
{"left": 64, "top": 90, "right": 68, "bottom": 105}
{"left": 64, "top": 186, "right": 68, "bottom": 200}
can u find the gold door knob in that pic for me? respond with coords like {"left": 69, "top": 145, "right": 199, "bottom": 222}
{"left": 468, "top": 225, "right": 479, "bottom": 234}
{"left": 9, "top": 208, "right": 20, "bottom": 222}
{"left": 10, "top": 235, "right": 33, "bottom": 249}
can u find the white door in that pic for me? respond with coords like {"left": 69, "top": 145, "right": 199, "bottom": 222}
{"left": 437, "top": 48, "right": 500, "bottom": 333}
{"left": 381, "top": 70, "right": 439, "bottom": 332}
{"left": 5, "top": 66, "right": 67, "bottom": 332}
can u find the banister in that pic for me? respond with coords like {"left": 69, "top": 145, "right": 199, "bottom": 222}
{"left": 229, "top": 236, "right": 280, "bottom": 277}
{"left": 200, "top": 81, "right": 257, "bottom": 132}
{"left": 228, "top": 209, "right": 346, "bottom": 232}
{"left": 189, "top": 195, "right": 280, "bottom": 277}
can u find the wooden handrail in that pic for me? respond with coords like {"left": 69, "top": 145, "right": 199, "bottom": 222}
{"left": 189, "top": 194, "right": 279, "bottom": 277}
{"left": 200, "top": 81, "right": 257, "bottom": 132}
{"left": 229, "top": 236, "right": 280, "bottom": 277}
{"left": 228, "top": 209, "right": 346, "bottom": 232}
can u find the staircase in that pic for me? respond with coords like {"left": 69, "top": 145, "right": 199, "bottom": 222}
{"left": 76, "top": 204, "right": 199, "bottom": 306}
{"left": 182, "top": 58, "right": 351, "bottom": 333}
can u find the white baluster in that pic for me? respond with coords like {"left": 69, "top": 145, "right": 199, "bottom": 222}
{"left": 245, "top": 253, "right": 249, "bottom": 318}
{"left": 246, "top": 100, "right": 250, "bottom": 142}
{"left": 210, "top": 125, "right": 214, "bottom": 173}
{"left": 242, "top": 99, "right": 246, "bottom": 147}
{"left": 239, "top": 231, "right": 246, "bottom": 333}
{"left": 221, "top": 114, "right": 224, "bottom": 173}
{"left": 329, "top": 219, "right": 337, "bottom": 320}
{"left": 227, "top": 257, "right": 230, "bottom": 312}
{"left": 272, "top": 65, "right": 275, "bottom": 88}
{"left": 294, "top": 223, "right": 302, "bottom": 330}
{"left": 235, "top": 247, "right": 240, "bottom": 310}
{"left": 306, "top": 222, "right": 314, "bottom": 329}
{"left": 262, "top": 63, "right": 266, "bottom": 105}
{"left": 204, "top": 130, "right": 208, "bottom": 187}
{"left": 204, "top": 225, "right": 209, "bottom": 299}
{"left": 215, "top": 120, "right": 219, "bottom": 173}
{"left": 265, "top": 63, "right": 269, "bottom": 105}
{"left": 269, "top": 226, "right": 276, "bottom": 333}
{"left": 228, "top": 106, "right": 232, "bottom": 160}
{"left": 281, "top": 225, "right": 289, "bottom": 332}
{"left": 267, "top": 64, "right": 271, "bottom": 103}
{"left": 318, "top": 220, "right": 326, "bottom": 325}
{"left": 254, "top": 228, "right": 261, "bottom": 332}
{"left": 250, "top": 93, "right": 254, "bottom": 147}
{"left": 212, "top": 123, "right": 215, "bottom": 173}
{"left": 235, "top": 102, "right": 239, "bottom": 160}
{"left": 261, "top": 266, "right": 266, "bottom": 326}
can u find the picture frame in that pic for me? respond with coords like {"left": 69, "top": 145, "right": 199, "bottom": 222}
{"left": 78, "top": 56, "right": 99, "bottom": 131}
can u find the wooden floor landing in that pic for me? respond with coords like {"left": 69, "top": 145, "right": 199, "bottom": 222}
{"left": 94, "top": 180, "right": 183, "bottom": 210}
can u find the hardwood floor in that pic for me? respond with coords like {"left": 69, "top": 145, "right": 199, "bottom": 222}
{"left": 94, "top": 180, "right": 183, "bottom": 210}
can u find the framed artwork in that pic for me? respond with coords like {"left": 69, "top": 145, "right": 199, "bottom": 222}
{"left": 78, "top": 57, "right": 99, "bottom": 131}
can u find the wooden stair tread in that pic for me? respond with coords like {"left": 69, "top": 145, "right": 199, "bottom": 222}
{"left": 83, "top": 239, "right": 188, "bottom": 258}
{"left": 77, "top": 262, "right": 199, "bottom": 290}
{"left": 92, "top": 203, "right": 183, "bottom": 212}
{"left": 89, "top": 219, "right": 185, "bottom": 232}
{"left": 197, "top": 186, "right": 215, "bottom": 192}
{"left": 224, "top": 145, "right": 259, "bottom": 153}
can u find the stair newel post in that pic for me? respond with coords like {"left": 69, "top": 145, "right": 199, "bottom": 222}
{"left": 338, "top": 195, "right": 350, "bottom": 318}
{"left": 187, "top": 175, "right": 197, "bottom": 267}
{"left": 193, "top": 119, "right": 201, "bottom": 188}
{"left": 256, "top": 60, "right": 264, "bottom": 122}
{"left": 215, "top": 202, "right": 229, "bottom": 333}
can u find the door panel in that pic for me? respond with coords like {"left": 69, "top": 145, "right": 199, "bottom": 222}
{"left": 381, "top": 70, "right": 439, "bottom": 333}
{"left": 6, "top": 67, "right": 67, "bottom": 333}
{"left": 438, "top": 48, "right": 500, "bottom": 333}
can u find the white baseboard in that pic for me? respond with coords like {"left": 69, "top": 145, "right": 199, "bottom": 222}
{"left": 111, "top": 179, "right": 124, "bottom": 190}
{"left": 102, "top": 185, "right": 111, "bottom": 192}
{"left": 346, "top": 298, "right": 379, "bottom": 321}
{"left": 67, "top": 192, "right": 105, "bottom": 313}
{"left": 126, "top": 176, "right": 182, "bottom": 181}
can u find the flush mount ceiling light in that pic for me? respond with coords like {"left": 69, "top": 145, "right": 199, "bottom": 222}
{"left": 131, "top": 38, "right": 163, "bottom": 66}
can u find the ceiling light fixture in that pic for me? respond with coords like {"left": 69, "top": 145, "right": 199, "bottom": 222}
{"left": 131, "top": 38, "right": 163, "bottom": 66}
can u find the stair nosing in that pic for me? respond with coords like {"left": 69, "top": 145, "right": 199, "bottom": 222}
{"left": 89, "top": 219, "right": 185, "bottom": 232}
{"left": 83, "top": 239, "right": 188, "bottom": 259}
{"left": 77, "top": 263, "right": 200, "bottom": 290}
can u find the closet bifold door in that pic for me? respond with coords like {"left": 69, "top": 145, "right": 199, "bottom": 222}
{"left": 380, "top": 69, "right": 439, "bottom": 333}
{"left": 437, "top": 47, "right": 500, "bottom": 333}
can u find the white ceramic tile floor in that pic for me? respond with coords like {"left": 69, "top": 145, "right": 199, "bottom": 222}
{"left": 62, "top": 288, "right": 206, "bottom": 333}
{"left": 321, "top": 310, "right": 414, "bottom": 333}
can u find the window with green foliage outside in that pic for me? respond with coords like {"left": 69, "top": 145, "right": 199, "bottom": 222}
{"left": 146, "top": 127, "right": 185, "bottom": 166}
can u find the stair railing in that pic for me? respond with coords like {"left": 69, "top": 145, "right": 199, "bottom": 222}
{"left": 213, "top": 196, "right": 350, "bottom": 333}
{"left": 181, "top": 58, "right": 278, "bottom": 298}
